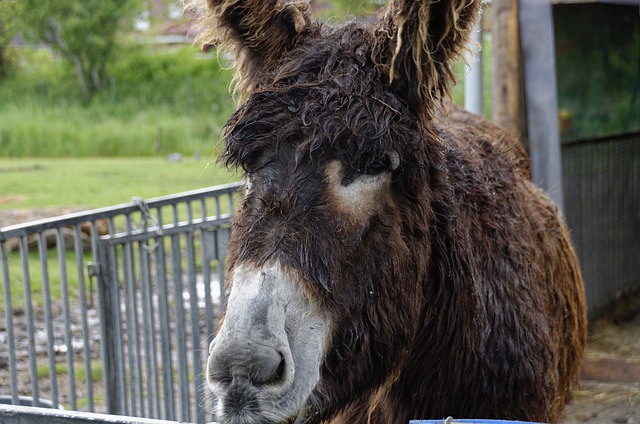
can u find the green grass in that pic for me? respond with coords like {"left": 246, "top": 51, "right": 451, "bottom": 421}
{"left": 75, "top": 361, "right": 104, "bottom": 383}
{"left": 0, "top": 157, "right": 239, "bottom": 211}
{"left": 37, "top": 362, "right": 69, "bottom": 379}
{"left": 75, "top": 394, "right": 105, "bottom": 411}
{"left": 0, "top": 102, "right": 233, "bottom": 157}
{"left": 36, "top": 360, "right": 102, "bottom": 381}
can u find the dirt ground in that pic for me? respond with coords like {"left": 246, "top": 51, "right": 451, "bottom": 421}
{"left": 2, "top": 209, "right": 640, "bottom": 423}
{"left": 563, "top": 291, "right": 640, "bottom": 424}
{"left": 564, "top": 380, "right": 640, "bottom": 424}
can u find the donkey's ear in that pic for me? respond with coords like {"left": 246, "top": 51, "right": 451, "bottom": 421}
{"left": 374, "top": 0, "right": 482, "bottom": 119}
{"left": 195, "top": 0, "right": 313, "bottom": 96}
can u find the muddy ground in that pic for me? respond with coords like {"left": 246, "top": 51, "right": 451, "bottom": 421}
{"left": 1, "top": 208, "right": 640, "bottom": 423}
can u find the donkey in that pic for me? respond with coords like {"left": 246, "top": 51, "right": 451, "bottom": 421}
{"left": 196, "top": 0, "right": 587, "bottom": 422}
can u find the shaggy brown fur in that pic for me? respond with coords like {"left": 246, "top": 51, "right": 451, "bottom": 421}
{"left": 194, "top": 0, "right": 587, "bottom": 422}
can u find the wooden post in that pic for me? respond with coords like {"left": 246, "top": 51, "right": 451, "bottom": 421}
{"left": 491, "top": 0, "right": 529, "bottom": 150}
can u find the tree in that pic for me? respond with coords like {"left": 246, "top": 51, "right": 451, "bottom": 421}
{"left": 0, "top": 17, "right": 9, "bottom": 79}
{"left": 5, "top": 0, "right": 143, "bottom": 100}
{"left": 0, "top": 0, "right": 18, "bottom": 80}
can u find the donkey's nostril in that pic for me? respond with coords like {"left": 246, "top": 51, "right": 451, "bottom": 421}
{"left": 208, "top": 341, "right": 289, "bottom": 390}
{"left": 249, "top": 355, "right": 285, "bottom": 387}
{"left": 245, "top": 348, "right": 286, "bottom": 387}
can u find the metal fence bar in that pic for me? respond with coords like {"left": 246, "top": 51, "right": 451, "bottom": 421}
{"left": 56, "top": 228, "right": 77, "bottom": 411}
{"left": 156, "top": 237, "right": 175, "bottom": 421}
{"left": 115, "top": 241, "right": 128, "bottom": 417}
{"left": 138, "top": 235, "right": 158, "bottom": 419}
{"left": 19, "top": 237, "right": 40, "bottom": 407}
{"left": 153, "top": 205, "right": 175, "bottom": 421}
{"left": 38, "top": 233, "right": 59, "bottom": 408}
{"left": 185, "top": 202, "right": 206, "bottom": 424}
{"left": 96, "top": 236, "right": 115, "bottom": 415}
{"left": 200, "top": 198, "right": 216, "bottom": 348}
{"left": 202, "top": 230, "right": 215, "bottom": 340}
{"left": 217, "top": 229, "right": 229, "bottom": 312}
{"left": 74, "top": 225, "right": 94, "bottom": 412}
{"left": 107, "top": 217, "right": 127, "bottom": 416}
{"left": 122, "top": 236, "right": 139, "bottom": 416}
{"left": 170, "top": 217, "right": 190, "bottom": 422}
{"left": 0, "top": 240, "right": 18, "bottom": 405}
{"left": 123, "top": 211, "right": 143, "bottom": 417}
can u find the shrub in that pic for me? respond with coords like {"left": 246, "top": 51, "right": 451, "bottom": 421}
{"left": 0, "top": 44, "right": 235, "bottom": 157}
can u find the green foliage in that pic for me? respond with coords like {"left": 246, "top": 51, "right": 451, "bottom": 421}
{"left": 0, "top": 0, "right": 19, "bottom": 79}
{"left": 4, "top": 0, "right": 145, "bottom": 100}
{"left": 314, "top": 0, "right": 382, "bottom": 20}
{"left": 554, "top": 3, "right": 640, "bottom": 141}
{"left": 102, "top": 43, "right": 234, "bottom": 113}
{"left": 0, "top": 44, "right": 235, "bottom": 157}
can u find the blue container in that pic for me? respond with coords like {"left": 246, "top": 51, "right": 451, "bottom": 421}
{"left": 410, "top": 420, "right": 544, "bottom": 424}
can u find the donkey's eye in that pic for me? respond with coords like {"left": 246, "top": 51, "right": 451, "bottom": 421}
{"left": 339, "top": 151, "right": 399, "bottom": 186}
{"left": 360, "top": 155, "right": 394, "bottom": 175}
{"left": 362, "top": 156, "right": 391, "bottom": 175}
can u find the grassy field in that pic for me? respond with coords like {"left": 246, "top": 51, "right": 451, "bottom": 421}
{"left": 0, "top": 157, "right": 240, "bottom": 316}
{"left": 0, "top": 157, "right": 240, "bottom": 212}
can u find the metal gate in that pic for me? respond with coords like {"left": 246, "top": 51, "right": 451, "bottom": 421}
{"left": 0, "top": 182, "right": 242, "bottom": 423}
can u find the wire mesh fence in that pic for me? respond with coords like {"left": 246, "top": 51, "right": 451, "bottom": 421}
{"left": 562, "top": 131, "right": 640, "bottom": 318}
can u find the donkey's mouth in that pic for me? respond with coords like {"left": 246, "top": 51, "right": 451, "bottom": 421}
{"left": 209, "top": 358, "right": 318, "bottom": 424}
{"left": 207, "top": 263, "right": 329, "bottom": 424}
{"left": 211, "top": 378, "right": 303, "bottom": 424}
{"left": 208, "top": 344, "right": 304, "bottom": 424}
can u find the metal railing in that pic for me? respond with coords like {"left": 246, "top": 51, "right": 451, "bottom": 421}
{"left": 0, "top": 182, "right": 243, "bottom": 423}
{"left": 0, "top": 403, "right": 187, "bottom": 424}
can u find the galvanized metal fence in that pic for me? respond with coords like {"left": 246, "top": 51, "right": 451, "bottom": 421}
{"left": 0, "top": 182, "right": 242, "bottom": 423}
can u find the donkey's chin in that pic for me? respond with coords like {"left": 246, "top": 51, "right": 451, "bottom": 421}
{"left": 210, "top": 372, "right": 319, "bottom": 424}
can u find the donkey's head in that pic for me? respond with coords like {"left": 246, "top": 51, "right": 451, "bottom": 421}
{"left": 200, "top": 0, "right": 481, "bottom": 422}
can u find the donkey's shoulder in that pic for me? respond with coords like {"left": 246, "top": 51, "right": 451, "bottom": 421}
{"left": 437, "top": 105, "right": 532, "bottom": 181}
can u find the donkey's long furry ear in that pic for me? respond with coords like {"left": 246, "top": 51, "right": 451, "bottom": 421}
{"left": 192, "top": 0, "right": 313, "bottom": 97}
{"left": 374, "top": 0, "right": 482, "bottom": 120}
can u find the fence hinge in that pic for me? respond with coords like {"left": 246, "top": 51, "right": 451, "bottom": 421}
{"left": 87, "top": 261, "right": 101, "bottom": 278}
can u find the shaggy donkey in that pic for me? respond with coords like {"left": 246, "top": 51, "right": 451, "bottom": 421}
{"left": 196, "top": 0, "right": 587, "bottom": 422}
